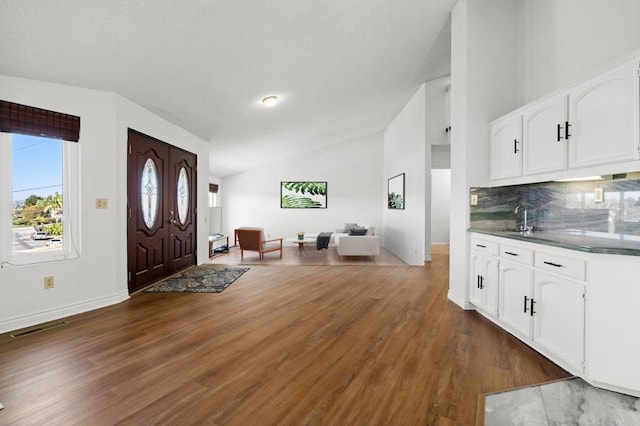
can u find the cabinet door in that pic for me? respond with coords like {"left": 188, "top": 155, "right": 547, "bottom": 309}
{"left": 491, "top": 115, "right": 523, "bottom": 180}
{"left": 469, "top": 253, "right": 499, "bottom": 317}
{"left": 523, "top": 94, "right": 568, "bottom": 175}
{"left": 499, "top": 260, "right": 533, "bottom": 339}
{"left": 469, "top": 252, "right": 484, "bottom": 307}
{"left": 568, "top": 59, "right": 639, "bottom": 169}
{"left": 533, "top": 272, "right": 585, "bottom": 372}
{"left": 483, "top": 255, "right": 500, "bottom": 317}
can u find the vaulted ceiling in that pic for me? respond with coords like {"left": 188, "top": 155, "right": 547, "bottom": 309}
{"left": 0, "top": 1, "right": 454, "bottom": 177}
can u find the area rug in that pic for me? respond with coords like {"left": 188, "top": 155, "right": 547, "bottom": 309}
{"left": 144, "top": 266, "right": 249, "bottom": 293}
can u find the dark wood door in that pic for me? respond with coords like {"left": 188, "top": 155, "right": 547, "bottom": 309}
{"left": 167, "top": 147, "right": 197, "bottom": 273}
{"left": 127, "top": 129, "right": 197, "bottom": 293}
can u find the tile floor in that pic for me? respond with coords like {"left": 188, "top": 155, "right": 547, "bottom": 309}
{"left": 484, "top": 378, "right": 640, "bottom": 425}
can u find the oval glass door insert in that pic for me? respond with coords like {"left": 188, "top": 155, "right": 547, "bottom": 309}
{"left": 141, "top": 158, "right": 159, "bottom": 229}
{"left": 177, "top": 167, "right": 189, "bottom": 225}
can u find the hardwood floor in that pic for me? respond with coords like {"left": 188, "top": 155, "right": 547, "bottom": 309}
{"left": 0, "top": 247, "right": 569, "bottom": 425}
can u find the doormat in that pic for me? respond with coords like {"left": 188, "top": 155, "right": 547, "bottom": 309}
{"left": 143, "top": 267, "right": 250, "bottom": 293}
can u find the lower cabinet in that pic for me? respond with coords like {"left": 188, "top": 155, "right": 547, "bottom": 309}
{"left": 498, "top": 259, "right": 533, "bottom": 339}
{"left": 469, "top": 236, "right": 499, "bottom": 318}
{"left": 468, "top": 232, "right": 640, "bottom": 396}
{"left": 470, "top": 251, "right": 499, "bottom": 317}
{"left": 470, "top": 233, "right": 587, "bottom": 375}
{"left": 533, "top": 271, "right": 585, "bottom": 372}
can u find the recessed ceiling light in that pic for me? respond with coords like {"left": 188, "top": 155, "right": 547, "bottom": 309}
{"left": 262, "top": 95, "right": 279, "bottom": 107}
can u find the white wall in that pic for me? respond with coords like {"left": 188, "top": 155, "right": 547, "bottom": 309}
{"left": 449, "top": 0, "right": 519, "bottom": 308}
{"left": 383, "top": 84, "right": 427, "bottom": 265}
{"left": 222, "top": 133, "right": 383, "bottom": 241}
{"left": 518, "top": 0, "right": 640, "bottom": 104}
{"left": 0, "top": 75, "right": 210, "bottom": 333}
{"left": 431, "top": 169, "right": 451, "bottom": 244}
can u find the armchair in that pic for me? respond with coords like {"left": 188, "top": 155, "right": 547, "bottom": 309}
{"left": 234, "top": 227, "right": 283, "bottom": 259}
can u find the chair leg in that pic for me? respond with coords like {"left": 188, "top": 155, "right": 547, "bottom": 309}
{"left": 240, "top": 249, "right": 244, "bottom": 258}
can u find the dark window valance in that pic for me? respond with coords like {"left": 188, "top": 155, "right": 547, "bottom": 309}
{"left": 209, "top": 183, "right": 219, "bottom": 193}
{"left": 0, "top": 100, "right": 80, "bottom": 142}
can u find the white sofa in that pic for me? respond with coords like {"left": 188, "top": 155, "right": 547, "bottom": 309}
{"left": 333, "top": 224, "right": 380, "bottom": 256}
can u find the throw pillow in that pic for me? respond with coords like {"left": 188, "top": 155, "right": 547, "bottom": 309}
{"left": 349, "top": 226, "right": 368, "bottom": 236}
{"left": 343, "top": 223, "right": 357, "bottom": 233}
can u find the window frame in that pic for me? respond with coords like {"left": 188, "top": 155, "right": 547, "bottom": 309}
{"left": 0, "top": 132, "right": 80, "bottom": 266}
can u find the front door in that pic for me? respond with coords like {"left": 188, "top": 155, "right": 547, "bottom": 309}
{"left": 127, "top": 129, "right": 197, "bottom": 293}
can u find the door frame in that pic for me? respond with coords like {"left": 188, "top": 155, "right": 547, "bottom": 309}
{"left": 126, "top": 129, "right": 197, "bottom": 293}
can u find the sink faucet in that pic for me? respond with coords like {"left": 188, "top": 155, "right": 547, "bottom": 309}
{"left": 515, "top": 205, "right": 533, "bottom": 234}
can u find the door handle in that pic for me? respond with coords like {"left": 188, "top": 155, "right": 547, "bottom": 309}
{"left": 557, "top": 124, "right": 563, "bottom": 142}
{"left": 530, "top": 298, "right": 536, "bottom": 316}
{"left": 523, "top": 295, "right": 529, "bottom": 313}
{"left": 565, "top": 121, "right": 571, "bottom": 139}
{"left": 514, "top": 139, "right": 519, "bottom": 154}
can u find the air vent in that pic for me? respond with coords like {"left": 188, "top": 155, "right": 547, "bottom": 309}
{"left": 10, "top": 320, "right": 68, "bottom": 338}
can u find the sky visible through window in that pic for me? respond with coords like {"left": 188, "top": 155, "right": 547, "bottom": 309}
{"left": 12, "top": 134, "right": 62, "bottom": 203}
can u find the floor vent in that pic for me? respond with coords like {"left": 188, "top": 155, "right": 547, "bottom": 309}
{"left": 10, "top": 320, "right": 68, "bottom": 338}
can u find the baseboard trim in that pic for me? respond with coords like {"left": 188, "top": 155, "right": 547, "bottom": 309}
{"left": 0, "top": 291, "right": 130, "bottom": 335}
{"left": 447, "top": 291, "right": 475, "bottom": 310}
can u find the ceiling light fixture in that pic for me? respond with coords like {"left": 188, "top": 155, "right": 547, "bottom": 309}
{"left": 261, "top": 95, "right": 279, "bottom": 107}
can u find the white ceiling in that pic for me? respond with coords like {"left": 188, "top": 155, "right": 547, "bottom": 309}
{"left": 0, "top": 1, "right": 454, "bottom": 177}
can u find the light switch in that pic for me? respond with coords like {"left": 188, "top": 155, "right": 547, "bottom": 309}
{"left": 96, "top": 198, "right": 108, "bottom": 209}
{"left": 470, "top": 194, "right": 478, "bottom": 206}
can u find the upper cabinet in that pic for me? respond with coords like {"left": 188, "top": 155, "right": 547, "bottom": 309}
{"left": 523, "top": 93, "right": 568, "bottom": 175}
{"left": 568, "top": 59, "right": 638, "bottom": 169}
{"left": 490, "top": 53, "right": 640, "bottom": 184}
{"left": 490, "top": 115, "right": 522, "bottom": 179}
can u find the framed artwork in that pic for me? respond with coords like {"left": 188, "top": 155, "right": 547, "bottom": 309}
{"left": 388, "top": 173, "right": 405, "bottom": 209}
{"left": 281, "top": 181, "right": 327, "bottom": 208}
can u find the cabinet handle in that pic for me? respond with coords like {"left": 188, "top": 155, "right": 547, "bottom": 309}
{"left": 504, "top": 251, "right": 519, "bottom": 256}
{"left": 523, "top": 295, "right": 529, "bottom": 313}
{"left": 530, "top": 298, "right": 536, "bottom": 316}
{"left": 514, "top": 139, "right": 519, "bottom": 154}
{"left": 477, "top": 275, "right": 480, "bottom": 289}
{"left": 565, "top": 121, "right": 571, "bottom": 139}
{"left": 543, "top": 261, "right": 563, "bottom": 268}
{"left": 479, "top": 276, "right": 484, "bottom": 290}
{"left": 557, "top": 123, "right": 563, "bottom": 142}
{"left": 475, "top": 244, "right": 487, "bottom": 248}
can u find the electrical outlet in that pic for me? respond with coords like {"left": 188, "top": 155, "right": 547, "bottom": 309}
{"left": 594, "top": 187, "right": 604, "bottom": 203}
{"left": 96, "top": 198, "right": 108, "bottom": 209}
{"left": 470, "top": 194, "right": 478, "bottom": 206}
{"left": 44, "top": 276, "right": 54, "bottom": 289}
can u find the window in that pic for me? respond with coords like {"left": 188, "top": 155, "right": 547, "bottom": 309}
{"left": 209, "top": 183, "right": 219, "bottom": 207}
{"left": 0, "top": 100, "right": 80, "bottom": 266}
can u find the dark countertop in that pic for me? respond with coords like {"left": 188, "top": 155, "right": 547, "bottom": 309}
{"left": 468, "top": 228, "right": 640, "bottom": 256}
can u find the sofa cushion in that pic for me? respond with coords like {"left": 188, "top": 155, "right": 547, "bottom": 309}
{"left": 349, "top": 226, "right": 368, "bottom": 236}
{"left": 343, "top": 223, "right": 357, "bottom": 233}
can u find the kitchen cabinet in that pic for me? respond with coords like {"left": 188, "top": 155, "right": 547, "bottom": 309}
{"left": 568, "top": 59, "right": 639, "bottom": 169}
{"left": 498, "top": 259, "right": 533, "bottom": 339}
{"left": 490, "top": 53, "right": 640, "bottom": 184}
{"left": 468, "top": 231, "right": 640, "bottom": 396}
{"left": 490, "top": 115, "right": 522, "bottom": 180}
{"left": 498, "top": 246, "right": 586, "bottom": 373}
{"left": 533, "top": 271, "right": 585, "bottom": 373}
{"left": 522, "top": 94, "right": 568, "bottom": 175}
{"left": 469, "top": 237, "right": 499, "bottom": 317}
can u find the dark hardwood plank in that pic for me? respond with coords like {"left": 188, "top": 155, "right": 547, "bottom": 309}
{"left": 0, "top": 247, "right": 569, "bottom": 425}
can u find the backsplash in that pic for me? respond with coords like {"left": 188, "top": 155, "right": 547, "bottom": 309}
{"left": 470, "top": 173, "right": 640, "bottom": 235}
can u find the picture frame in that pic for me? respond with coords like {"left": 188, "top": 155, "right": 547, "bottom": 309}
{"left": 388, "top": 173, "right": 405, "bottom": 209}
{"left": 280, "top": 181, "right": 327, "bottom": 208}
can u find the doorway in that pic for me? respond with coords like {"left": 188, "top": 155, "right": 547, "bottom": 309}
{"left": 127, "top": 129, "right": 197, "bottom": 293}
